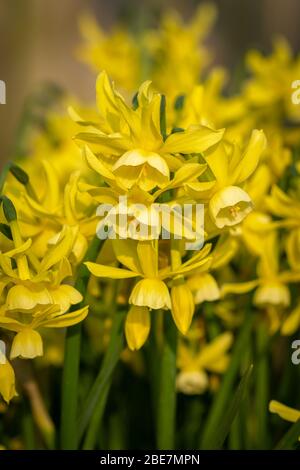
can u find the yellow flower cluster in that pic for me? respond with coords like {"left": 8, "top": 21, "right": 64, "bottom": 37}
{"left": 1, "top": 6, "right": 300, "bottom": 437}
{"left": 0, "top": 196, "right": 89, "bottom": 402}
{"left": 71, "top": 70, "right": 265, "bottom": 354}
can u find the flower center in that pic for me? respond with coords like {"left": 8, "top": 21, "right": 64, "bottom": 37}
{"left": 229, "top": 205, "right": 240, "bottom": 218}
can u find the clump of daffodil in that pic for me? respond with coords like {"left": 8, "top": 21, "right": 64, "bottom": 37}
{"left": 78, "top": 14, "right": 141, "bottom": 93}
{"left": 70, "top": 69, "right": 269, "bottom": 348}
{"left": 0, "top": 199, "right": 88, "bottom": 360}
{"left": 244, "top": 38, "right": 300, "bottom": 126}
{"left": 4, "top": 160, "right": 98, "bottom": 264}
{"left": 73, "top": 71, "right": 224, "bottom": 193}
{"left": 144, "top": 4, "right": 216, "bottom": 102}
{"left": 2, "top": 3, "right": 300, "bottom": 451}
{"left": 78, "top": 4, "right": 216, "bottom": 101}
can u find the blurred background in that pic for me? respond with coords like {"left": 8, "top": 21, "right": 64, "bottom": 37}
{"left": 1, "top": 0, "right": 300, "bottom": 167}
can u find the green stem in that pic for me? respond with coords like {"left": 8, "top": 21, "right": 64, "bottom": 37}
{"left": 156, "top": 239, "right": 180, "bottom": 449}
{"left": 275, "top": 419, "right": 300, "bottom": 450}
{"left": 22, "top": 407, "right": 36, "bottom": 450}
{"left": 0, "top": 162, "right": 10, "bottom": 194}
{"left": 255, "top": 321, "right": 270, "bottom": 449}
{"left": 78, "top": 310, "right": 126, "bottom": 447}
{"left": 82, "top": 282, "right": 121, "bottom": 450}
{"left": 82, "top": 381, "right": 111, "bottom": 450}
{"left": 228, "top": 413, "right": 242, "bottom": 450}
{"left": 200, "top": 312, "right": 254, "bottom": 449}
{"left": 60, "top": 237, "right": 103, "bottom": 450}
{"left": 60, "top": 323, "right": 82, "bottom": 450}
{"left": 157, "top": 312, "right": 178, "bottom": 449}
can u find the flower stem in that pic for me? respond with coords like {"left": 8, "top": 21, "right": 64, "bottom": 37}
{"left": 200, "top": 311, "right": 254, "bottom": 449}
{"left": 60, "top": 323, "right": 82, "bottom": 450}
{"left": 157, "top": 311, "right": 178, "bottom": 449}
{"left": 255, "top": 321, "right": 270, "bottom": 449}
{"left": 156, "top": 238, "right": 180, "bottom": 449}
{"left": 79, "top": 309, "right": 126, "bottom": 446}
{"left": 60, "top": 236, "right": 103, "bottom": 450}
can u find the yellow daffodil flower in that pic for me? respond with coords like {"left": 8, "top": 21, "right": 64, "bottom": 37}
{"left": 0, "top": 304, "right": 88, "bottom": 359}
{"left": 74, "top": 71, "right": 224, "bottom": 192}
{"left": 185, "top": 129, "right": 267, "bottom": 229}
{"left": 5, "top": 161, "right": 97, "bottom": 263}
{"left": 222, "top": 230, "right": 300, "bottom": 312}
{"left": 244, "top": 38, "right": 300, "bottom": 124}
{"left": 267, "top": 184, "right": 300, "bottom": 271}
{"left": 86, "top": 239, "right": 212, "bottom": 347}
{"left": 176, "top": 331, "right": 233, "bottom": 394}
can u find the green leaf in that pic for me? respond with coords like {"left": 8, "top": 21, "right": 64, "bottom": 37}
{"left": 82, "top": 379, "right": 111, "bottom": 450}
{"left": 209, "top": 364, "right": 253, "bottom": 450}
{"left": 275, "top": 419, "right": 300, "bottom": 450}
{"left": 255, "top": 322, "right": 270, "bottom": 449}
{"left": 78, "top": 309, "right": 126, "bottom": 445}
{"left": 200, "top": 312, "right": 254, "bottom": 449}
{"left": 0, "top": 163, "right": 10, "bottom": 194}
{"left": 157, "top": 312, "right": 178, "bottom": 450}
{"left": 60, "top": 236, "right": 104, "bottom": 450}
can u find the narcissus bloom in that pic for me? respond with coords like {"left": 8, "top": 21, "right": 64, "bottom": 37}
{"left": 244, "top": 38, "right": 300, "bottom": 123}
{"left": 267, "top": 185, "right": 300, "bottom": 271}
{"left": 144, "top": 4, "right": 217, "bottom": 101}
{"left": 185, "top": 129, "right": 267, "bottom": 229}
{"left": 0, "top": 224, "right": 83, "bottom": 314}
{"left": 78, "top": 4, "right": 217, "bottom": 99}
{"left": 73, "top": 71, "right": 224, "bottom": 192}
{"left": 86, "top": 239, "right": 212, "bottom": 346}
{"left": 221, "top": 230, "right": 300, "bottom": 330}
{"left": 0, "top": 204, "right": 89, "bottom": 359}
{"left": 176, "top": 332, "right": 233, "bottom": 395}
{"left": 0, "top": 305, "right": 88, "bottom": 359}
{"left": 6, "top": 160, "right": 97, "bottom": 263}
{"left": 209, "top": 186, "right": 252, "bottom": 229}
